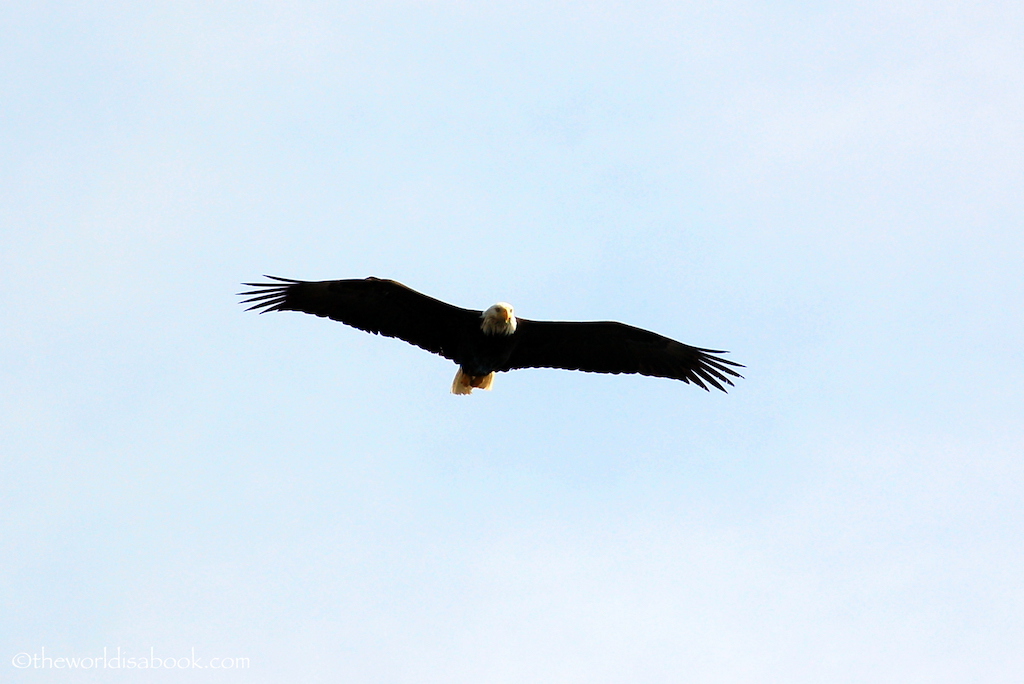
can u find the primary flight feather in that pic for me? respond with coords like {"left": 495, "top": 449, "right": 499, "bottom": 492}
{"left": 239, "top": 276, "right": 743, "bottom": 394}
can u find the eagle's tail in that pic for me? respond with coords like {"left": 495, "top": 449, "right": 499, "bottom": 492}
{"left": 451, "top": 369, "right": 495, "bottom": 395}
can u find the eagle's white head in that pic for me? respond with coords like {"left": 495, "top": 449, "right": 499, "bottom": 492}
{"left": 480, "top": 302, "right": 518, "bottom": 336}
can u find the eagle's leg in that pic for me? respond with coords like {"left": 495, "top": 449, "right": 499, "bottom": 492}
{"left": 451, "top": 368, "right": 495, "bottom": 395}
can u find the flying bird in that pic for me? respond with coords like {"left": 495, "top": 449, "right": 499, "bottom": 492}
{"left": 239, "top": 276, "right": 743, "bottom": 395}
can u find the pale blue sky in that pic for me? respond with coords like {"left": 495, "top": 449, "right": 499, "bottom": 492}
{"left": 3, "top": 1, "right": 1023, "bottom": 682}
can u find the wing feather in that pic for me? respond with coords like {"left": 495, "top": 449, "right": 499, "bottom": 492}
{"left": 500, "top": 320, "right": 744, "bottom": 392}
{"left": 239, "top": 276, "right": 478, "bottom": 362}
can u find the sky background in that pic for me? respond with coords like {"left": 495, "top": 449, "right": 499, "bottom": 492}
{"left": 2, "top": 0, "right": 1023, "bottom": 681}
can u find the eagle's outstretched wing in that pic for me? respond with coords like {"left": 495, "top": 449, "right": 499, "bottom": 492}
{"left": 239, "top": 276, "right": 479, "bottom": 362}
{"left": 500, "top": 319, "right": 743, "bottom": 392}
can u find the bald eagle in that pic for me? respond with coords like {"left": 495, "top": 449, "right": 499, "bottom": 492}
{"left": 240, "top": 276, "right": 743, "bottom": 395}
